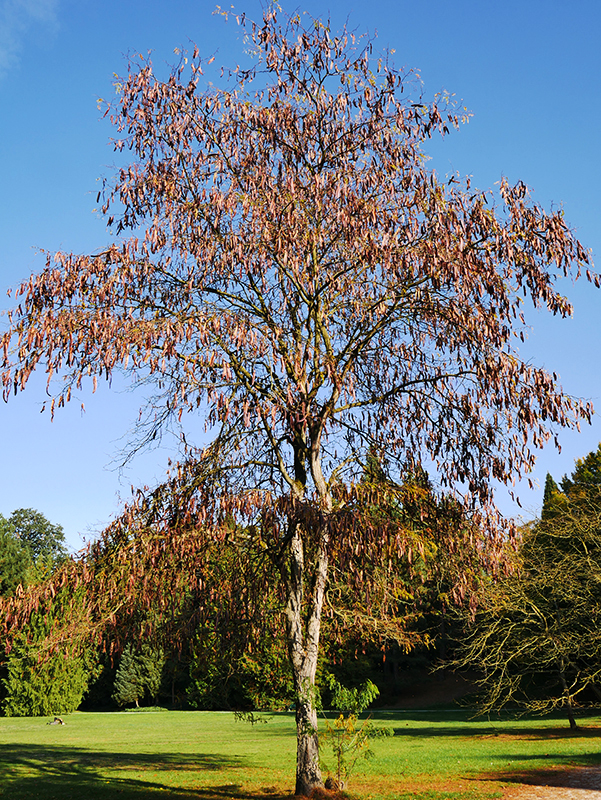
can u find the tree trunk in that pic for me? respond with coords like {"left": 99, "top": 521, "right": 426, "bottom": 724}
{"left": 294, "top": 672, "right": 322, "bottom": 796}
{"left": 283, "top": 520, "right": 328, "bottom": 795}
{"left": 558, "top": 664, "right": 578, "bottom": 730}
{"left": 280, "top": 435, "right": 332, "bottom": 795}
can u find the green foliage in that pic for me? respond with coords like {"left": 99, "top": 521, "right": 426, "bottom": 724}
{"left": 186, "top": 626, "right": 244, "bottom": 710}
{"left": 183, "top": 532, "right": 296, "bottom": 712}
{"left": 326, "top": 674, "right": 380, "bottom": 715}
{"left": 237, "top": 645, "right": 295, "bottom": 711}
{"left": 8, "top": 508, "right": 68, "bottom": 566}
{"left": 79, "top": 652, "right": 117, "bottom": 710}
{"left": 541, "top": 473, "right": 567, "bottom": 520}
{"left": 457, "top": 444, "right": 601, "bottom": 727}
{"left": 112, "top": 643, "right": 166, "bottom": 708}
{"left": 2, "top": 592, "right": 97, "bottom": 717}
{"left": 321, "top": 675, "right": 391, "bottom": 789}
{"left": 3, "top": 644, "right": 91, "bottom": 718}
{"left": 0, "top": 510, "right": 80, "bottom": 716}
{"left": 186, "top": 624, "right": 294, "bottom": 712}
{"left": 0, "top": 509, "right": 67, "bottom": 597}
{"left": 0, "top": 518, "right": 31, "bottom": 596}
{"left": 327, "top": 457, "right": 491, "bottom": 669}
{"left": 142, "top": 646, "right": 165, "bottom": 704}
{"left": 560, "top": 443, "right": 601, "bottom": 503}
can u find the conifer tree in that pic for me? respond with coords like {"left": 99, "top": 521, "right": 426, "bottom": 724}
{"left": 112, "top": 643, "right": 165, "bottom": 707}
{"left": 112, "top": 644, "right": 144, "bottom": 707}
{"left": 2, "top": 590, "right": 95, "bottom": 717}
{"left": 541, "top": 473, "right": 568, "bottom": 521}
{"left": 560, "top": 443, "right": 601, "bottom": 506}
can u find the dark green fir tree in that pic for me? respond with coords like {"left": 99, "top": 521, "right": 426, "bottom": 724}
{"left": 112, "top": 644, "right": 145, "bottom": 708}
{"left": 541, "top": 473, "right": 568, "bottom": 520}
{"left": 112, "top": 643, "right": 165, "bottom": 707}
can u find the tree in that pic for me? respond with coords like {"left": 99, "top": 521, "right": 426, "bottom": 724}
{"left": 0, "top": 8, "right": 595, "bottom": 793}
{"left": 2, "top": 589, "right": 96, "bottom": 717}
{"left": 457, "top": 446, "right": 601, "bottom": 728}
{"left": 0, "top": 511, "right": 74, "bottom": 715}
{"left": 9, "top": 509, "right": 68, "bottom": 566}
{"left": 112, "top": 642, "right": 165, "bottom": 708}
{"left": 541, "top": 473, "right": 566, "bottom": 520}
{"left": 321, "top": 675, "right": 390, "bottom": 790}
{"left": 456, "top": 508, "right": 601, "bottom": 728}
{"left": 0, "top": 509, "right": 67, "bottom": 596}
{"left": 112, "top": 644, "right": 144, "bottom": 707}
{"left": 559, "top": 442, "right": 601, "bottom": 505}
{"left": 0, "top": 518, "right": 30, "bottom": 596}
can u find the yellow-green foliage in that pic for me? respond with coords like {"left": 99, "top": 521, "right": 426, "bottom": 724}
{"left": 321, "top": 676, "right": 392, "bottom": 789}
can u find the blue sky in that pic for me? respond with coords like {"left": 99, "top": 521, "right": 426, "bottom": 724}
{"left": 1, "top": 0, "right": 600, "bottom": 549}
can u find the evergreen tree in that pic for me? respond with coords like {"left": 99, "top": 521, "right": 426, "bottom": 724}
{"left": 138, "top": 645, "right": 165, "bottom": 705}
{"left": 2, "top": 590, "right": 96, "bottom": 717}
{"left": 560, "top": 443, "right": 601, "bottom": 507}
{"left": 541, "top": 473, "right": 567, "bottom": 520}
{"left": 112, "top": 643, "right": 165, "bottom": 707}
{"left": 112, "top": 644, "right": 145, "bottom": 707}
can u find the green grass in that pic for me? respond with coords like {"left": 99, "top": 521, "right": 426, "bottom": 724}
{"left": 0, "top": 709, "right": 600, "bottom": 800}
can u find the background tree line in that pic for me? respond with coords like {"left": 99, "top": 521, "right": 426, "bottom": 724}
{"left": 5, "top": 439, "right": 601, "bottom": 731}
{"left": 5, "top": 443, "right": 601, "bottom": 727}
{"left": 0, "top": 459, "right": 486, "bottom": 718}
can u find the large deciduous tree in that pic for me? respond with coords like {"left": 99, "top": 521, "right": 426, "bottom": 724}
{"left": 0, "top": 519, "right": 30, "bottom": 597}
{"left": 10, "top": 508, "right": 68, "bottom": 567}
{"left": 1, "top": 9, "right": 595, "bottom": 793}
{"left": 0, "top": 509, "right": 67, "bottom": 596}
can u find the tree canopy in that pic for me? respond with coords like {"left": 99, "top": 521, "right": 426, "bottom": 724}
{"left": 0, "top": 519, "right": 30, "bottom": 597}
{"left": 559, "top": 443, "right": 601, "bottom": 506}
{"left": 0, "top": 8, "right": 596, "bottom": 792}
{"left": 0, "top": 509, "right": 67, "bottom": 596}
{"left": 458, "top": 444, "right": 601, "bottom": 728}
{"left": 9, "top": 508, "right": 68, "bottom": 566}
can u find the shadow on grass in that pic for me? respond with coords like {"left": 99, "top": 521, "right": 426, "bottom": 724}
{"left": 0, "top": 743, "right": 293, "bottom": 800}
{"left": 480, "top": 764, "right": 601, "bottom": 790}
{"left": 392, "top": 723, "right": 601, "bottom": 739}
{"left": 475, "top": 749, "right": 601, "bottom": 785}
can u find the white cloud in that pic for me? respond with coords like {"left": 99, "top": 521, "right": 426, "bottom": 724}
{"left": 0, "top": 0, "right": 59, "bottom": 80}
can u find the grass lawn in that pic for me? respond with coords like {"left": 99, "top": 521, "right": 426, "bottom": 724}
{"left": 1, "top": 709, "right": 601, "bottom": 800}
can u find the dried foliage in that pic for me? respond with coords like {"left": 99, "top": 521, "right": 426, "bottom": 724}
{"left": 2, "top": 13, "right": 593, "bottom": 497}
{"left": 0, "top": 6, "right": 596, "bottom": 791}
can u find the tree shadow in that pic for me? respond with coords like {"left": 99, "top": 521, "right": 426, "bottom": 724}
{"left": 392, "top": 721, "right": 601, "bottom": 739}
{"left": 388, "top": 715, "right": 601, "bottom": 790}
{"left": 0, "top": 742, "right": 293, "bottom": 800}
{"left": 480, "top": 764, "right": 601, "bottom": 790}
